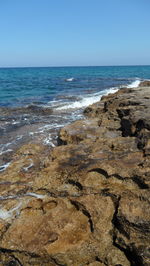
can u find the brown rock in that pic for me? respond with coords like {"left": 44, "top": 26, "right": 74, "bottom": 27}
{"left": 115, "top": 193, "right": 150, "bottom": 266}
{"left": 0, "top": 85, "right": 150, "bottom": 265}
{"left": 140, "top": 80, "right": 150, "bottom": 87}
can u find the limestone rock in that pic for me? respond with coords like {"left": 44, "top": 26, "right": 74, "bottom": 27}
{"left": 0, "top": 84, "right": 150, "bottom": 265}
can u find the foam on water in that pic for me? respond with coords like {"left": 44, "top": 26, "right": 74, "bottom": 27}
{"left": 22, "top": 159, "right": 34, "bottom": 172}
{"left": 65, "top": 77, "right": 75, "bottom": 82}
{"left": 127, "top": 79, "right": 141, "bottom": 88}
{"left": 26, "top": 193, "right": 46, "bottom": 199}
{"left": 43, "top": 136, "right": 55, "bottom": 147}
{"left": 55, "top": 78, "right": 142, "bottom": 111}
{"left": 56, "top": 96, "right": 100, "bottom": 110}
{"left": 56, "top": 87, "right": 118, "bottom": 110}
{"left": 0, "top": 202, "right": 22, "bottom": 220}
{"left": 0, "top": 149, "right": 13, "bottom": 155}
{"left": 0, "top": 162, "right": 11, "bottom": 172}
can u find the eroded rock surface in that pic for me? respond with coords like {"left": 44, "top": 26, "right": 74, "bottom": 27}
{"left": 0, "top": 84, "right": 150, "bottom": 265}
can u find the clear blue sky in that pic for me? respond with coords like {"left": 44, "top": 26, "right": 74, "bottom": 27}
{"left": 0, "top": 0, "right": 150, "bottom": 67}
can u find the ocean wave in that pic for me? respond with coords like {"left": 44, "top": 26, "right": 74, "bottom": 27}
{"left": 65, "top": 77, "right": 75, "bottom": 82}
{"left": 127, "top": 79, "right": 141, "bottom": 88}
{"left": 55, "top": 87, "right": 118, "bottom": 111}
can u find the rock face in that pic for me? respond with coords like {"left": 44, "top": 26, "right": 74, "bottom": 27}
{"left": 140, "top": 80, "right": 150, "bottom": 87}
{"left": 0, "top": 84, "right": 150, "bottom": 265}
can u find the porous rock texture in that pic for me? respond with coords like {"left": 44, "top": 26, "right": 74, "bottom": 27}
{"left": 0, "top": 83, "right": 150, "bottom": 266}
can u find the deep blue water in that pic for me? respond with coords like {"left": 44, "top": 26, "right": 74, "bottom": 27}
{"left": 0, "top": 65, "right": 150, "bottom": 170}
{"left": 0, "top": 65, "right": 150, "bottom": 107}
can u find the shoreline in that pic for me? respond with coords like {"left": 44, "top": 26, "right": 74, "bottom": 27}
{"left": 0, "top": 81, "right": 150, "bottom": 265}
{"left": 0, "top": 79, "right": 141, "bottom": 172}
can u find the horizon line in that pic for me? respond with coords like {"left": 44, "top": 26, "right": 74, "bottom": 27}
{"left": 0, "top": 64, "right": 150, "bottom": 69}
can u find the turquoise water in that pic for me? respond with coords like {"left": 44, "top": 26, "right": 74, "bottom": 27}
{"left": 0, "top": 65, "right": 150, "bottom": 170}
{"left": 0, "top": 65, "right": 150, "bottom": 107}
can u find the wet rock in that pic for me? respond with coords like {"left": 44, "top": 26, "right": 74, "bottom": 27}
{"left": 25, "top": 105, "right": 53, "bottom": 115}
{"left": 0, "top": 105, "right": 53, "bottom": 116}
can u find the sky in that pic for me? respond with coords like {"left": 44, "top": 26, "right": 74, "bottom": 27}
{"left": 0, "top": 0, "right": 150, "bottom": 67}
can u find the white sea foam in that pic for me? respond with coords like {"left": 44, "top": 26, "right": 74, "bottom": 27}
{"left": 0, "top": 162, "right": 11, "bottom": 172}
{"left": 57, "top": 96, "right": 101, "bottom": 110}
{"left": 127, "top": 79, "right": 141, "bottom": 88}
{"left": 16, "top": 135, "right": 23, "bottom": 140}
{"left": 56, "top": 87, "right": 118, "bottom": 111}
{"left": 22, "top": 159, "right": 34, "bottom": 172}
{"left": 0, "top": 136, "right": 23, "bottom": 157}
{"left": 38, "top": 123, "right": 65, "bottom": 131}
{"left": 0, "top": 203, "right": 22, "bottom": 220}
{"left": 0, "top": 195, "right": 17, "bottom": 200}
{"left": 43, "top": 136, "right": 55, "bottom": 147}
{"left": 65, "top": 77, "right": 75, "bottom": 82}
{"left": 0, "top": 149, "right": 13, "bottom": 155}
{"left": 12, "top": 121, "right": 20, "bottom": 125}
{"left": 0, "top": 192, "right": 45, "bottom": 201}
{"left": 0, "top": 142, "right": 12, "bottom": 148}
{"left": 26, "top": 192, "right": 46, "bottom": 199}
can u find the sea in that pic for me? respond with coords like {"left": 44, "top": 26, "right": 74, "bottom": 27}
{"left": 0, "top": 65, "right": 150, "bottom": 171}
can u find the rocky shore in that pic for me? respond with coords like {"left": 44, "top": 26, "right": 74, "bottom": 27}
{"left": 0, "top": 82, "right": 150, "bottom": 266}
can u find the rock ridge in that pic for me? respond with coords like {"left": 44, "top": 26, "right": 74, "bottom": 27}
{"left": 0, "top": 83, "right": 150, "bottom": 265}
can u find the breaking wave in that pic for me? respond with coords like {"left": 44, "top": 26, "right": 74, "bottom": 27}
{"left": 127, "top": 79, "right": 141, "bottom": 88}
{"left": 65, "top": 77, "right": 75, "bottom": 82}
{"left": 56, "top": 87, "right": 118, "bottom": 110}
